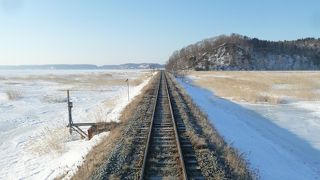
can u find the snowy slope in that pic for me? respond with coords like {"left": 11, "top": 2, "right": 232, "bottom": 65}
{"left": 177, "top": 77, "right": 320, "bottom": 179}
{"left": 0, "top": 70, "right": 153, "bottom": 180}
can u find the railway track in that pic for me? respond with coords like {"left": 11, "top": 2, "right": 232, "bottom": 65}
{"left": 139, "top": 71, "right": 204, "bottom": 180}
{"left": 88, "top": 70, "right": 252, "bottom": 179}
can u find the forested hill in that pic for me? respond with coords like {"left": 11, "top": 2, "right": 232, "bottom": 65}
{"left": 166, "top": 34, "right": 320, "bottom": 71}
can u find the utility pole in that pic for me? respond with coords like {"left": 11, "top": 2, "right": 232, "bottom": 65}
{"left": 67, "top": 90, "right": 73, "bottom": 134}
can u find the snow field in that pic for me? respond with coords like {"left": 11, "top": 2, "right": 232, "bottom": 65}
{"left": 178, "top": 73, "right": 320, "bottom": 179}
{"left": 0, "top": 70, "right": 154, "bottom": 179}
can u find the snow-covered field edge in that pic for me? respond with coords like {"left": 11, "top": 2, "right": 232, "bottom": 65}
{"left": 176, "top": 76, "right": 320, "bottom": 180}
{"left": 0, "top": 70, "right": 156, "bottom": 180}
{"left": 51, "top": 73, "right": 155, "bottom": 179}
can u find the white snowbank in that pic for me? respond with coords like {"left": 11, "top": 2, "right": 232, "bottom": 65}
{"left": 177, "top": 77, "right": 320, "bottom": 180}
{"left": 0, "top": 70, "right": 154, "bottom": 180}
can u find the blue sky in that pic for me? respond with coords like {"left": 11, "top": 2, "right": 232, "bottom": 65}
{"left": 0, "top": 0, "right": 319, "bottom": 65}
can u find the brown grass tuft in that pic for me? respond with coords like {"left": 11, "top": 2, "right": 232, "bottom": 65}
{"left": 27, "top": 127, "right": 69, "bottom": 155}
{"left": 90, "top": 108, "right": 109, "bottom": 123}
{"left": 6, "top": 89, "right": 22, "bottom": 100}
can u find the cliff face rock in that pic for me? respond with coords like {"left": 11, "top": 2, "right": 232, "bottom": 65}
{"left": 166, "top": 34, "right": 320, "bottom": 71}
{"left": 194, "top": 43, "right": 251, "bottom": 70}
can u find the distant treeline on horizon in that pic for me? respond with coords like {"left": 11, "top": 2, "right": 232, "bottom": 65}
{"left": 0, "top": 63, "right": 164, "bottom": 70}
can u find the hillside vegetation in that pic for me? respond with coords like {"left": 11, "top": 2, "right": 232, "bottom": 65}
{"left": 166, "top": 34, "right": 320, "bottom": 71}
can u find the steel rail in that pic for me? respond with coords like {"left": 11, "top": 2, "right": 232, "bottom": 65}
{"left": 164, "top": 72, "right": 188, "bottom": 180}
{"left": 139, "top": 71, "right": 188, "bottom": 180}
{"left": 139, "top": 71, "right": 162, "bottom": 180}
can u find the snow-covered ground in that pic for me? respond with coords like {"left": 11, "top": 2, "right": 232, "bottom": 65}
{"left": 178, "top": 77, "right": 320, "bottom": 180}
{"left": 0, "top": 70, "right": 153, "bottom": 179}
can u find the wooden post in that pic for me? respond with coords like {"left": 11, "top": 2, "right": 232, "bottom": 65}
{"left": 67, "top": 90, "right": 73, "bottom": 134}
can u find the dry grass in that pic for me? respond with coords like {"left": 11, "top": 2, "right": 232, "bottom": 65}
{"left": 69, "top": 126, "right": 122, "bottom": 180}
{"left": 102, "top": 98, "right": 117, "bottom": 108}
{"left": 167, "top": 73, "right": 255, "bottom": 179}
{"left": 9, "top": 71, "right": 153, "bottom": 91}
{"left": 42, "top": 95, "right": 67, "bottom": 103}
{"left": 6, "top": 89, "right": 23, "bottom": 100}
{"left": 27, "top": 127, "right": 69, "bottom": 155}
{"left": 189, "top": 71, "right": 320, "bottom": 104}
{"left": 185, "top": 131, "right": 207, "bottom": 149}
{"left": 70, "top": 72, "right": 158, "bottom": 180}
{"left": 90, "top": 108, "right": 109, "bottom": 123}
